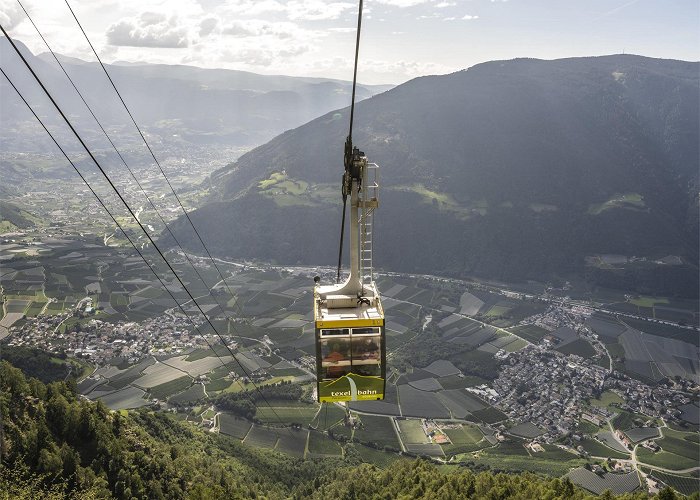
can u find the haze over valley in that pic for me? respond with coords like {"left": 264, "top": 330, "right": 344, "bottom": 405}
{"left": 1, "top": 29, "right": 699, "bottom": 500}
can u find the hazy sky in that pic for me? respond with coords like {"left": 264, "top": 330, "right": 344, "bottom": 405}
{"left": 2, "top": 0, "right": 698, "bottom": 84}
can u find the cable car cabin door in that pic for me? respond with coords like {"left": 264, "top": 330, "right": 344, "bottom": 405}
{"left": 315, "top": 320, "right": 386, "bottom": 402}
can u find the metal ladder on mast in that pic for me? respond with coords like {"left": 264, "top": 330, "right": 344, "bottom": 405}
{"left": 359, "top": 162, "right": 379, "bottom": 287}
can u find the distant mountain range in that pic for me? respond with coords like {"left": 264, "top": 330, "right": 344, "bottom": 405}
{"left": 166, "top": 55, "right": 699, "bottom": 297}
{"left": 0, "top": 37, "right": 391, "bottom": 151}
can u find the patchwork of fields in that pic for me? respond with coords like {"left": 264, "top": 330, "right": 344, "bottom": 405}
{"left": 3, "top": 251, "right": 698, "bottom": 487}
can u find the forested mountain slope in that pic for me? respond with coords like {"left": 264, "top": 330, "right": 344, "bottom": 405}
{"left": 168, "top": 55, "right": 699, "bottom": 296}
{"left": 0, "top": 360, "right": 678, "bottom": 499}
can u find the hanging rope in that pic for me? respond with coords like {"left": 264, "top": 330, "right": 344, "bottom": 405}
{"left": 336, "top": 0, "right": 364, "bottom": 283}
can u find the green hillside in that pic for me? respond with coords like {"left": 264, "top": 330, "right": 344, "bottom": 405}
{"left": 1, "top": 360, "right": 684, "bottom": 499}
{"left": 166, "top": 55, "right": 699, "bottom": 297}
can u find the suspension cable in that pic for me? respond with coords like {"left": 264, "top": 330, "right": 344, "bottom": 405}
{"left": 63, "top": 0, "right": 245, "bottom": 314}
{"left": 17, "top": 0, "right": 244, "bottom": 364}
{"left": 61, "top": 0, "right": 278, "bottom": 373}
{"left": 0, "top": 65, "right": 234, "bottom": 391}
{"left": 348, "top": 0, "right": 364, "bottom": 148}
{"left": 336, "top": 0, "right": 364, "bottom": 283}
{"left": 0, "top": 26, "right": 291, "bottom": 432}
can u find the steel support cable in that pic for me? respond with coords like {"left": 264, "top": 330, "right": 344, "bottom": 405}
{"left": 336, "top": 0, "right": 364, "bottom": 283}
{"left": 63, "top": 0, "right": 245, "bottom": 317}
{"left": 336, "top": 197, "right": 348, "bottom": 284}
{"left": 347, "top": 0, "right": 364, "bottom": 148}
{"left": 57, "top": 2, "right": 314, "bottom": 426}
{"left": 0, "top": 28, "right": 292, "bottom": 433}
{"left": 63, "top": 0, "right": 280, "bottom": 375}
{"left": 0, "top": 65, "right": 235, "bottom": 392}
{"left": 17, "top": 0, "right": 245, "bottom": 362}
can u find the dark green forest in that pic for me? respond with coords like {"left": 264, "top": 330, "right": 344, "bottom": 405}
{"left": 1, "top": 360, "right": 696, "bottom": 499}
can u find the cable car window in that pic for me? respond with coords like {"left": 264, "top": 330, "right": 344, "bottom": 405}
{"left": 320, "top": 328, "right": 349, "bottom": 336}
{"left": 351, "top": 336, "right": 381, "bottom": 363}
{"left": 352, "top": 364, "right": 381, "bottom": 377}
{"left": 320, "top": 338, "right": 351, "bottom": 366}
{"left": 352, "top": 327, "right": 380, "bottom": 335}
{"left": 321, "top": 365, "right": 351, "bottom": 380}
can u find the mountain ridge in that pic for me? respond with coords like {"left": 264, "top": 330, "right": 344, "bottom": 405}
{"left": 1, "top": 37, "right": 391, "bottom": 151}
{"left": 168, "top": 54, "right": 699, "bottom": 296}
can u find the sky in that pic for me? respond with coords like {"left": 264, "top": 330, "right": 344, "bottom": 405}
{"left": 1, "top": 0, "right": 699, "bottom": 85}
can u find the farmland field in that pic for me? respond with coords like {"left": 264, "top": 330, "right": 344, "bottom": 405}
{"left": 168, "top": 383, "right": 206, "bottom": 405}
{"left": 467, "top": 450, "right": 586, "bottom": 477}
{"left": 652, "top": 429, "right": 700, "bottom": 461}
{"left": 590, "top": 391, "right": 624, "bottom": 408}
{"left": 442, "top": 425, "right": 485, "bottom": 455}
{"left": 649, "top": 471, "right": 700, "bottom": 497}
{"left": 24, "top": 301, "right": 46, "bottom": 316}
{"left": 255, "top": 405, "right": 319, "bottom": 426}
{"left": 578, "top": 438, "right": 629, "bottom": 459}
{"left": 311, "top": 404, "right": 346, "bottom": 431}
{"left": 405, "top": 443, "right": 445, "bottom": 457}
{"left": 485, "top": 305, "right": 510, "bottom": 317}
{"left": 624, "top": 427, "right": 660, "bottom": 443}
{"left": 97, "top": 386, "right": 149, "bottom": 410}
{"left": 577, "top": 419, "right": 601, "bottom": 435}
{"left": 556, "top": 338, "right": 596, "bottom": 358}
{"left": 503, "top": 338, "right": 528, "bottom": 352}
{"left": 437, "top": 389, "right": 486, "bottom": 419}
{"left": 274, "top": 429, "right": 308, "bottom": 457}
{"left": 596, "top": 432, "right": 629, "bottom": 453}
{"left": 396, "top": 419, "right": 428, "bottom": 445}
{"left": 149, "top": 376, "right": 193, "bottom": 400}
{"left": 133, "top": 362, "right": 186, "bottom": 388}
{"left": 622, "top": 317, "right": 699, "bottom": 347}
{"left": 218, "top": 414, "right": 252, "bottom": 439}
{"left": 438, "top": 374, "right": 487, "bottom": 390}
{"left": 185, "top": 346, "right": 232, "bottom": 361}
{"left": 307, "top": 431, "right": 342, "bottom": 456}
{"left": 206, "top": 378, "right": 233, "bottom": 392}
{"left": 243, "top": 426, "right": 279, "bottom": 449}
{"left": 471, "top": 407, "right": 507, "bottom": 424}
{"left": 398, "top": 385, "right": 450, "bottom": 418}
{"left": 163, "top": 354, "right": 234, "bottom": 377}
{"left": 612, "top": 410, "right": 654, "bottom": 431}
{"left": 353, "top": 415, "right": 400, "bottom": 449}
{"left": 509, "top": 422, "right": 544, "bottom": 438}
{"left": 637, "top": 449, "right": 697, "bottom": 470}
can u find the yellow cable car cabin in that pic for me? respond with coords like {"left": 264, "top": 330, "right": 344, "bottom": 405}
{"left": 314, "top": 148, "right": 386, "bottom": 402}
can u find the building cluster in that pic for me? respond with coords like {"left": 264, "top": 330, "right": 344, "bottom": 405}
{"left": 603, "top": 372, "right": 695, "bottom": 422}
{"left": 489, "top": 346, "right": 608, "bottom": 442}
{"left": 485, "top": 336, "right": 696, "bottom": 444}
{"left": 6, "top": 311, "right": 211, "bottom": 365}
{"left": 524, "top": 303, "right": 586, "bottom": 332}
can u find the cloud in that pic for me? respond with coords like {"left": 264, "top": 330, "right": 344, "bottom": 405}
{"left": 199, "top": 17, "right": 218, "bottom": 38}
{"left": 444, "top": 14, "right": 479, "bottom": 21}
{"left": 598, "top": 0, "right": 642, "bottom": 19}
{"left": 220, "top": 0, "right": 354, "bottom": 21}
{"left": 107, "top": 13, "right": 189, "bottom": 48}
{"left": 286, "top": 1, "right": 355, "bottom": 21}
{"left": 374, "top": 0, "right": 431, "bottom": 7}
{"left": 217, "top": 42, "right": 311, "bottom": 67}
{"left": 222, "top": 20, "right": 302, "bottom": 39}
{"left": 0, "top": 0, "right": 24, "bottom": 30}
{"left": 435, "top": 1, "right": 456, "bottom": 7}
{"left": 218, "top": 0, "right": 286, "bottom": 16}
